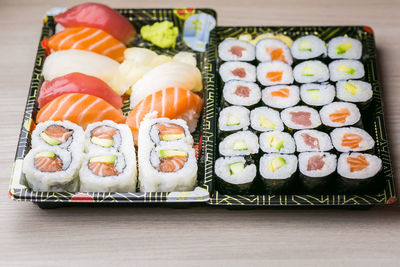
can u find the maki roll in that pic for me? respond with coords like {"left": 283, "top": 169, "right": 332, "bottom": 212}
{"left": 328, "top": 36, "right": 362, "bottom": 59}
{"left": 32, "top": 121, "right": 84, "bottom": 152}
{"left": 79, "top": 151, "right": 137, "bottom": 192}
{"left": 300, "top": 83, "right": 335, "bottom": 107}
{"left": 337, "top": 153, "right": 382, "bottom": 192}
{"left": 85, "top": 120, "right": 136, "bottom": 152}
{"left": 219, "top": 131, "right": 259, "bottom": 156}
{"left": 219, "top": 62, "right": 256, "bottom": 82}
{"left": 218, "top": 39, "right": 255, "bottom": 61}
{"left": 255, "top": 38, "right": 293, "bottom": 64}
{"left": 329, "top": 60, "right": 365, "bottom": 81}
{"left": 138, "top": 143, "right": 197, "bottom": 192}
{"left": 281, "top": 106, "right": 321, "bottom": 130}
{"left": 23, "top": 147, "right": 81, "bottom": 192}
{"left": 222, "top": 81, "right": 261, "bottom": 107}
{"left": 298, "top": 152, "right": 337, "bottom": 192}
{"left": 291, "top": 35, "right": 327, "bottom": 60}
{"left": 293, "top": 60, "right": 329, "bottom": 83}
{"left": 294, "top": 130, "right": 333, "bottom": 152}
{"left": 319, "top": 102, "right": 361, "bottom": 128}
{"left": 215, "top": 156, "right": 257, "bottom": 194}
{"left": 259, "top": 154, "right": 298, "bottom": 193}
{"left": 250, "top": 107, "right": 284, "bottom": 132}
{"left": 257, "top": 61, "right": 294, "bottom": 86}
{"left": 336, "top": 80, "right": 373, "bottom": 104}
{"left": 330, "top": 127, "right": 375, "bottom": 152}
{"left": 259, "top": 131, "right": 296, "bottom": 154}
{"left": 261, "top": 85, "right": 300, "bottom": 109}
{"left": 218, "top": 106, "right": 250, "bottom": 132}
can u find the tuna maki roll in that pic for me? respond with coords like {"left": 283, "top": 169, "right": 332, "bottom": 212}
{"left": 291, "top": 35, "right": 327, "bottom": 60}
{"left": 218, "top": 39, "right": 255, "bottom": 61}
{"left": 220, "top": 62, "right": 256, "bottom": 82}
{"left": 294, "top": 130, "right": 333, "bottom": 152}
{"left": 281, "top": 106, "right": 321, "bottom": 130}
{"left": 223, "top": 81, "right": 261, "bottom": 107}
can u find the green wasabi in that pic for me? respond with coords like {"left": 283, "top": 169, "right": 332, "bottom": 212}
{"left": 141, "top": 21, "right": 179, "bottom": 49}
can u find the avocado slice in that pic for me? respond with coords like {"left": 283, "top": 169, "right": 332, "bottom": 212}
{"left": 259, "top": 116, "right": 276, "bottom": 130}
{"left": 307, "top": 89, "right": 320, "bottom": 100}
{"left": 344, "top": 82, "right": 358, "bottom": 95}
{"left": 267, "top": 136, "right": 284, "bottom": 151}
{"left": 40, "top": 132, "right": 61, "bottom": 146}
{"left": 229, "top": 162, "right": 245, "bottom": 175}
{"left": 302, "top": 66, "right": 314, "bottom": 76}
{"left": 337, "top": 43, "right": 352, "bottom": 55}
{"left": 299, "top": 40, "right": 312, "bottom": 51}
{"left": 91, "top": 136, "right": 114, "bottom": 148}
{"left": 34, "top": 151, "right": 55, "bottom": 158}
{"left": 226, "top": 115, "right": 240, "bottom": 126}
{"left": 161, "top": 134, "right": 185, "bottom": 141}
{"left": 89, "top": 154, "right": 117, "bottom": 164}
{"left": 339, "top": 65, "right": 356, "bottom": 75}
{"left": 267, "top": 156, "right": 287, "bottom": 172}
{"left": 233, "top": 141, "right": 248, "bottom": 151}
{"left": 159, "top": 150, "right": 188, "bottom": 157}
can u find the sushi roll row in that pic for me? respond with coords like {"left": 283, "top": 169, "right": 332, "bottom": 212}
{"left": 23, "top": 121, "right": 137, "bottom": 192}
{"left": 137, "top": 117, "right": 197, "bottom": 192}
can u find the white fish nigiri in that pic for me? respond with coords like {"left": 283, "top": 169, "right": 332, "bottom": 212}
{"left": 129, "top": 61, "right": 203, "bottom": 108}
{"left": 42, "top": 49, "right": 126, "bottom": 95}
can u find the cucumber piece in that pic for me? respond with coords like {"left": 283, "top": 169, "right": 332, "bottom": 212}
{"left": 159, "top": 150, "right": 188, "bottom": 157}
{"left": 307, "top": 89, "right": 320, "bottom": 100}
{"left": 233, "top": 141, "right": 248, "bottom": 151}
{"left": 267, "top": 157, "right": 287, "bottom": 172}
{"left": 337, "top": 43, "right": 352, "bottom": 55}
{"left": 40, "top": 132, "right": 61, "bottom": 146}
{"left": 91, "top": 136, "right": 114, "bottom": 148}
{"left": 298, "top": 40, "right": 312, "bottom": 51}
{"left": 226, "top": 115, "right": 240, "bottom": 126}
{"left": 302, "top": 65, "right": 314, "bottom": 76}
{"left": 339, "top": 65, "right": 356, "bottom": 75}
{"left": 161, "top": 134, "right": 185, "bottom": 141}
{"left": 35, "top": 151, "right": 55, "bottom": 158}
{"left": 229, "top": 162, "right": 245, "bottom": 175}
{"left": 344, "top": 83, "right": 358, "bottom": 95}
{"left": 89, "top": 155, "right": 117, "bottom": 163}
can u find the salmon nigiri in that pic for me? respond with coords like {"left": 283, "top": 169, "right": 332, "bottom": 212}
{"left": 37, "top": 93, "right": 125, "bottom": 129}
{"left": 47, "top": 27, "right": 126, "bottom": 62}
{"left": 38, "top": 72, "right": 123, "bottom": 109}
{"left": 126, "top": 87, "right": 203, "bottom": 143}
{"left": 55, "top": 3, "right": 136, "bottom": 44}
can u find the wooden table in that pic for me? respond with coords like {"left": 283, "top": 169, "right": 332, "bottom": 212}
{"left": 1, "top": 0, "right": 399, "bottom": 266}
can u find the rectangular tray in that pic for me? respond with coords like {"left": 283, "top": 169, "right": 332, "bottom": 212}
{"left": 9, "top": 8, "right": 218, "bottom": 206}
{"left": 206, "top": 26, "right": 397, "bottom": 206}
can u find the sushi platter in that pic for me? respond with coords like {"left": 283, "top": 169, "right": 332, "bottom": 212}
{"left": 8, "top": 3, "right": 396, "bottom": 208}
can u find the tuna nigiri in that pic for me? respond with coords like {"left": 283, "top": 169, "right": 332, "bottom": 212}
{"left": 42, "top": 50, "right": 126, "bottom": 95}
{"left": 37, "top": 93, "right": 125, "bottom": 129}
{"left": 55, "top": 3, "right": 136, "bottom": 44}
{"left": 129, "top": 61, "right": 203, "bottom": 108}
{"left": 47, "top": 27, "right": 126, "bottom": 62}
{"left": 38, "top": 72, "right": 123, "bottom": 109}
{"left": 126, "top": 87, "right": 203, "bottom": 143}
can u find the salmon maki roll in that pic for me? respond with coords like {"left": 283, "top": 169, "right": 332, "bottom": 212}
{"left": 47, "top": 27, "right": 126, "bottom": 62}
{"left": 330, "top": 127, "right": 375, "bottom": 152}
{"left": 319, "top": 102, "right": 361, "bottom": 128}
{"left": 256, "top": 38, "right": 293, "bottom": 64}
{"left": 126, "top": 87, "right": 203, "bottom": 144}
{"left": 36, "top": 93, "right": 126, "bottom": 129}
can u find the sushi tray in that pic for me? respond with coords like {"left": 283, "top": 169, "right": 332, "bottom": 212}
{"left": 8, "top": 3, "right": 396, "bottom": 208}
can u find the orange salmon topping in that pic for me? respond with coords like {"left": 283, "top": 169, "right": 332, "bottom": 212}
{"left": 229, "top": 46, "right": 246, "bottom": 57}
{"left": 329, "top": 108, "right": 350, "bottom": 123}
{"left": 266, "top": 48, "right": 287, "bottom": 63}
{"left": 156, "top": 123, "right": 185, "bottom": 139}
{"left": 266, "top": 71, "right": 283, "bottom": 82}
{"left": 91, "top": 126, "right": 117, "bottom": 140}
{"left": 342, "top": 133, "right": 362, "bottom": 149}
{"left": 88, "top": 162, "right": 119, "bottom": 177}
{"left": 157, "top": 156, "right": 188, "bottom": 173}
{"left": 271, "top": 88, "right": 290, "bottom": 98}
{"left": 34, "top": 156, "right": 63, "bottom": 172}
{"left": 347, "top": 155, "right": 369, "bottom": 172}
{"left": 232, "top": 68, "right": 246, "bottom": 78}
{"left": 44, "top": 125, "right": 73, "bottom": 143}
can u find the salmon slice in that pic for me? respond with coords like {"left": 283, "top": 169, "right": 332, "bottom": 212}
{"left": 266, "top": 71, "right": 283, "bottom": 82}
{"left": 47, "top": 27, "right": 126, "bottom": 62}
{"left": 301, "top": 133, "right": 320, "bottom": 150}
{"left": 37, "top": 93, "right": 126, "bottom": 129}
{"left": 156, "top": 123, "right": 185, "bottom": 140}
{"left": 329, "top": 108, "right": 350, "bottom": 124}
{"left": 88, "top": 162, "right": 119, "bottom": 176}
{"left": 266, "top": 48, "right": 287, "bottom": 63}
{"left": 91, "top": 126, "right": 117, "bottom": 140}
{"left": 307, "top": 155, "right": 325, "bottom": 171}
{"left": 232, "top": 68, "right": 246, "bottom": 78}
{"left": 126, "top": 87, "right": 203, "bottom": 144}
{"left": 271, "top": 88, "right": 290, "bottom": 97}
{"left": 347, "top": 155, "right": 369, "bottom": 172}
{"left": 229, "top": 46, "right": 246, "bottom": 57}
{"left": 44, "top": 125, "right": 73, "bottom": 143}
{"left": 342, "top": 133, "right": 362, "bottom": 149}
{"left": 34, "top": 156, "right": 63, "bottom": 172}
{"left": 235, "top": 86, "right": 250, "bottom": 97}
{"left": 157, "top": 156, "right": 188, "bottom": 173}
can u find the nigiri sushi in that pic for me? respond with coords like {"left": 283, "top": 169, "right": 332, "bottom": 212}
{"left": 42, "top": 49, "right": 126, "bottom": 95}
{"left": 55, "top": 2, "right": 136, "bottom": 44}
{"left": 38, "top": 72, "right": 123, "bottom": 109}
{"left": 37, "top": 93, "right": 125, "bottom": 129}
{"left": 47, "top": 27, "right": 126, "bottom": 62}
{"left": 129, "top": 61, "right": 203, "bottom": 108}
{"left": 126, "top": 87, "right": 203, "bottom": 143}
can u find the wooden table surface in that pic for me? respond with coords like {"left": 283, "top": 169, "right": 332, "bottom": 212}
{"left": 1, "top": 0, "right": 400, "bottom": 266}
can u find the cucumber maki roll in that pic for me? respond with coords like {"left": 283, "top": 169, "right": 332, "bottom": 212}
{"left": 218, "top": 39, "right": 255, "bottom": 61}
{"left": 329, "top": 60, "right": 365, "bottom": 81}
{"left": 293, "top": 60, "right": 329, "bottom": 83}
{"left": 336, "top": 80, "right": 373, "bottom": 105}
{"left": 215, "top": 156, "right": 256, "bottom": 194}
{"left": 259, "top": 131, "right": 296, "bottom": 154}
{"left": 330, "top": 127, "right": 375, "bottom": 152}
{"left": 219, "top": 131, "right": 259, "bottom": 156}
{"left": 220, "top": 62, "right": 256, "bottom": 82}
{"left": 259, "top": 154, "right": 298, "bottom": 193}
{"left": 291, "top": 35, "right": 327, "bottom": 60}
{"left": 261, "top": 85, "right": 300, "bottom": 110}
{"left": 256, "top": 38, "right": 293, "bottom": 65}
{"left": 257, "top": 61, "right": 294, "bottom": 86}
{"left": 300, "top": 83, "right": 335, "bottom": 107}
{"left": 328, "top": 36, "right": 362, "bottom": 59}
{"left": 223, "top": 81, "right": 261, "bottom": 107}
{"left": 218, "top": 106, "right": 250, "bottom": 132}
{"left": 319, "top": 102, "right": 361, "bottom": 128}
